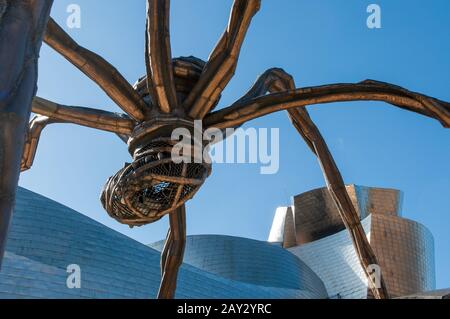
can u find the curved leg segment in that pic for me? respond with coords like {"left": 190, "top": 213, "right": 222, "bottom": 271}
{"left": 225, "top": 68, "right": 390, "bottom": 299}
{"left": 22, "top": 97, "right": 135, "bottom": 172}
{"left": 21, "top": 115, "right": 63, "bottom": 172}
{"left": 157, "top": 204, "right": 186, "bottom": 299}
{"left": 185, "top": 0, "right": 261, "bottom": 119}
{"left": 32, "top": 97, "right": 135, "bottom": 135}
{"left": 204, "top": 80, "right": 450, "bottom": 129}
{"left": 288, "top": 108, "right": 390, "bottom": 299}
{"left": 44, "top": 18, "right": 147, "bottom": 121}
{"left": 145, "top": 0, "right": 178, "bottom": 114}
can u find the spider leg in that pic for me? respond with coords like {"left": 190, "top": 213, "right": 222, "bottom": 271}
{"left": 44, "top": 18, "right": 147, "bottom": 121}
{"left": 288, "top": 109, "right": 390, "bottom": 299}
{"left": 32, "top": 97, "right": 135, "bottom": 135}
{"left": 22, "top": 98, "right": 134, "bottom": 172}
{"left": 157, "top": 204, "right": 186, "bottom": 299}
{"left": 215, "top": 68, "right": 390, "bottom": 299}
{"left": 204, "top": 81, "right": 450, "bottom": 129}
{"left": 115, "top": 134, "right": 130, "bottom": 144}
{"left": 135, "top": 56, "right": 206, "bottom": 109}
{"left": 22, "top": 96, "right": 134, "bottom": 171}
{"left": 21, "top": 115, "right": 63, "bottom": 172}
{"left": 160, "top": 227, "right": 172, "bottom": 277}
{"left": 185, "top": 0, "right": 261, "bottom": 119}
{"left": 145, "top": 0, "right": 178, "bottom": 114}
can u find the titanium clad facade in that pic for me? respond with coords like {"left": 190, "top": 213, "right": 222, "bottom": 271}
{"left": 0, "top": 185, "right": 438, "bottom": 299}
{"left": 0, "top": 187, "right": 326, "bottom": 299}
{"left": 288, "top": 185, "right": 403, "bottom": 246}
{"left": 288, "top": 215, "right": 372, "bottom": 299}
{"left": 270, "top": 185, "right": 436, "bottom": 299}
{"left": 268, "top": 207, "right": 296, "bottom": 248}
{"left": 150, "top": 235, "right": 327, "bottom": 297}
{"left": 370, "top": 214, "right": 435, "bottom": 298}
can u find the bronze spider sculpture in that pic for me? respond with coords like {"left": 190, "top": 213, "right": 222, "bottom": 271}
{"left": 18, "top": 0, "right": 449, "bottom": 299}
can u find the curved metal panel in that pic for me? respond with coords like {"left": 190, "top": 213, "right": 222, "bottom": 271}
{"left": 370, "top": 214, "right": 435, "bottom": 298}
{"left": 0, "top": 187, "right": 326, "bottom": 299}
{"left": 150, "top": 234, "right": 327, "bottom": 297}
{"left": 292, "top": 185, "right": 403, "bottom": 244}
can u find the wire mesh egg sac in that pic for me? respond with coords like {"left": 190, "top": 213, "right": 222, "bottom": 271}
{"left": 100, "top": 138, "right": 211, "bottom": 227}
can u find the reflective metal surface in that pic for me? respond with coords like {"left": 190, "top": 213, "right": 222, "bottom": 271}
{"left": 0, "top": 187, "right": 326, "bottom": 299}
{"left": 151, "top": 234, "right": 327, "bottom": 297}
{"left": 290, "top": 185, "right": 403, "bottom": 245}
{"left": 370, "top": 214, "right": 435, "bottom": 298}
{"left": 270, "top": 185, "right": 436, "bottom": 298}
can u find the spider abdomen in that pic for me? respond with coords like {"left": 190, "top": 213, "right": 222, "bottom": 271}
{"left": 100, "top": 119, "right": 211, "bottom": 227}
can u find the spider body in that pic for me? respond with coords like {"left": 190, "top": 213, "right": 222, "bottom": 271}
{"left": 101, "top": 115, "right": 211, "bottom": 227}
{"left": 99, "top": 56, "right": 217, "bottom": 226}
{"left": 13, "top": 0, "right": 448, "bottom": 300}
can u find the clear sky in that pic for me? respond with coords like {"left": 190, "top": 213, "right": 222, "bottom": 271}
{"left": 19, "top": 0, "right": 449, "bottom": 288}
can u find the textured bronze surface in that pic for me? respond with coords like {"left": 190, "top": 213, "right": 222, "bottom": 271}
{"left": 100, "top": 118, "right": 211, "bottom": 227}
{"left": 44, "top": 18, "right": 147, "bottom": 121}
{"left": 157, "top": 204, "right": 186, "bottom": 299}
{"left": 233, "top": 68, "right": 389, "bottom": 298}
{"left": 0, "top": 0, "right": 54, "bottom": 269}
{"left": 146, "top": 0, "right": 178, "bottom": 114}
{"left": 21, "top": 116, "right": 63, "bottom": 172}
{"left": 1, "top": 0, "right": 448, "bottom": 298}
{"left": 31, "top": 97, "right": 135, "bottom": 134}
{"left": 204, "top": 80, "right": 450, "bottom": 129}
{"left": 185, "top": 0, "right": 261, "bottom": 119}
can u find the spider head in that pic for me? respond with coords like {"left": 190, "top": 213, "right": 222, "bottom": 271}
{"left": 100, "top": 117, "right": 211, "bottom": 227}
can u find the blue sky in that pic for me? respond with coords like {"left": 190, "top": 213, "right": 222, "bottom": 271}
{"left": 19, "top": 0, "right": 449, "bottom": 288}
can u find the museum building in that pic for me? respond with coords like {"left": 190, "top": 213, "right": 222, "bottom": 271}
{"left": 0, "top": 186, "right": 445, "bottom": 299}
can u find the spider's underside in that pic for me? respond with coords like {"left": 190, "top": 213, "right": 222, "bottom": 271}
{"left": 16, "top": 0, "right": 450, "bottom": 299}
